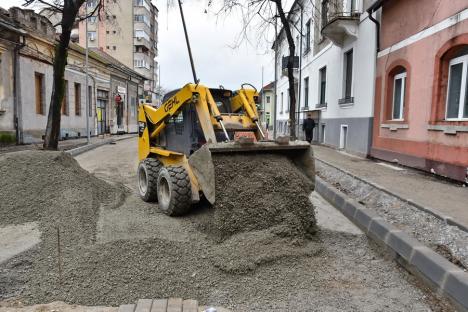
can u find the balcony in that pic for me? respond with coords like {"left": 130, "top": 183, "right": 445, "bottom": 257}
{"left": 321, "top": 0, "right": 360, "bottom": 47}
{"left": 281, "top": 56, "right": 299, "bottom": 77}
{"left": 134, "top": 36, "right": 151, "bottom": 50}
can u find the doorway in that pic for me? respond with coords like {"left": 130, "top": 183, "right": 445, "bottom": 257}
{"left": 340, "top": 125, "right": 348, "bottom": 149}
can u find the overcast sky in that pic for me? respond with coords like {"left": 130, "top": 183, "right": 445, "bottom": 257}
{"left": 0, "top": 0, "right": 275, "bottom": 91}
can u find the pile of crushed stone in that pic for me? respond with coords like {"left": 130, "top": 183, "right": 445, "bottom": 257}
{"left": 0, "top": 150, "right": 319, "bottom": 305}
{"left": 198, "top": 153, "right": 318, "bottom": 273}
{"left": 0, "top": 151, "right": 126, "bottom": 301}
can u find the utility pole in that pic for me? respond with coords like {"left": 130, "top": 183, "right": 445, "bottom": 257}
{"left": 261, "top": 66, "right": 264, "bottom": 124}
{"left": 177, "top": 0, "right": 198, "bottom": 83}
{"left": 85, "top": 2, "right": 90, "bottom": 143}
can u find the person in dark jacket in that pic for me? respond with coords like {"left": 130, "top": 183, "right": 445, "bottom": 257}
{"left": 302, "top": 114, "right": 315, "bottom": 143}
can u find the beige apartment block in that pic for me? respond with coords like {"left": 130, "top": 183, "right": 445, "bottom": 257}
{"left": 78, "top": 0, "right": 158, "bottom": 100}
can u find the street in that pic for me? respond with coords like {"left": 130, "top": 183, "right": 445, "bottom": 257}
{"left": 65, "top": 138, "right": 453, "bottom": 311}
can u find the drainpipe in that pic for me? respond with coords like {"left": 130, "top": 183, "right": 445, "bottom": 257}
{"left": 296, "top": 4, "right": 304, "bottom": 140}
{"left": 13, "top": 34, "right": 26, "bottom": 145}
{"left": 367, "top": 7, "right": 380, "bottom": 52}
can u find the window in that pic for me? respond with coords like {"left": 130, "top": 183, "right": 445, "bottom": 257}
{"left": 266, "top": 96, "right": 271, "bottom": 104}
{"left": 134, "top": 14, "right": 150, "bottom": 26}
{"left": 134, "top": 30, "right": 150, "bottom": 41}
{"left": 392, "top": 72, "right": 406, "bottom": 120}
{"left": 446, "top": 54, "right": 468, "bottom": 120}
{"left": 319, "top": 66, "right": 327, "bottom": 106}
{"left": 350, "top": 0, "right": 358, "bottom": 12}
{"left": 88, "top": 16, "right": 97, "bottom": 23}
{"left": 62, "top": 80, "right": 69, "bottom": 115}
{"left": 344, "top": 49, "right": 353, "bottom": 99}
{"left": 303, "top": 77, "right": 309, "bottom": 108}
{"left": 113, "top": 46, "right": 116, "bottom": 50}
{"left": 304, "top": 20, "right": 311, "bottom": 52}
{"left": 286, "top": 89, "right": 290, "bottom": 113}
{"left": 74, "top": 83, "right": 81, "bottom": 116}
{"left": 280, "top": 92, "right": 284, "bottom": 113}
{"left": 87, "top": 31, "right": 96, "bottom": 41}
{"left": 35, "top": 72, "right": 45, "bottom": 115}
{"left": 321, "top": 0, "right": 329, "bottom": 29}
{"left": 134, "top": 59, "right": 149, "bottom": 69}
{"left": 87, "top": 0, "right": 97, "bottom": 8}
{"left": 134, "top": 0, "right": 150, "bottom": 10}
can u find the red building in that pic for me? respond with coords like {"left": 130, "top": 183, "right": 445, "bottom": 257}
{"left": 369, "top": 0, "right": 468, "bottom": 182}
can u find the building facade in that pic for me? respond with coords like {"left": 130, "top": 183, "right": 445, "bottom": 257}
{"left": 78, "top": 0, "right": 159, "bottom": 100}
{"left": 0, "top": 7, "right": 145, "bottom": 144}
{"left": 273, "top": 0, "right": 376, "bottom": 156}
{"left": 259, "top": 81, "right": 275, "bottom": 133}
{"left": 370, "top": 0, "right": 468, "bottom": 182}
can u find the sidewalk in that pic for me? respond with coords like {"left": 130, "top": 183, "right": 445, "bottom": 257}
{"left": 0, "top": 134, "right": 135, "bottom": 155}
{"left": 313, "top": 144, "right": 468, "bottom": 230}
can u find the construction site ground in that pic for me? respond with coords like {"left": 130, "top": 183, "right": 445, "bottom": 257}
{"left": 0, "top": 138, "right": 456, "bottom": 311}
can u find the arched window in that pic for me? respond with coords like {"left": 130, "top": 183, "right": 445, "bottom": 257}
{"left": 391, "top": 69, "right": 407, "bottom": 120}
{"left": 445, "top": 46, "right": 468, "bottom": 120}
{"left": 385, "top": 63, "right": 409, "bottom": 122}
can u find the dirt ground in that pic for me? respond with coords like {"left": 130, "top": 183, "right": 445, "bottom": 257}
{"left": 0, "top": 138, "right": 455, "bottom": 311}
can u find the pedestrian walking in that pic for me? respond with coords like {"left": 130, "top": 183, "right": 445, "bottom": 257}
{"left": 302, "top": 114, "right": 315, "bottom": 143}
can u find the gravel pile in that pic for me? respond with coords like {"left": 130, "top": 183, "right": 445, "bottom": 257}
{"left": 316, "top": 159, "right": 468, "bottom": 269}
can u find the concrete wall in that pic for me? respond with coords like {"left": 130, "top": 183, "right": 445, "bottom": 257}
{"left": 320, "top": 117, "right": 373, "bottom": 157}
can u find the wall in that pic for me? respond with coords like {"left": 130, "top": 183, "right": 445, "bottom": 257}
{"left": 0, "top": 48, "right": 15, "bottom": 136}
{"left": 274, "top": 0, "right": 376, "bottom": 156}
{"left": 19, "top": 57, "right": 97, "bottom": 143}
{"left": 372, "top": 0, "right": 468, "bottom": 181}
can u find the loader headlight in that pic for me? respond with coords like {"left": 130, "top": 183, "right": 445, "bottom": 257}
{"left": 138, "top": 122, "right": 146, "bottom": 137}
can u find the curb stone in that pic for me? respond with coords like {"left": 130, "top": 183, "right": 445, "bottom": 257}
{"left": 315, "top": 157, "right": 468, "bottom": 233}
{"left": 66, "top": 135, "right": 135, "bottom": 157}
{"left": 315, "top": 176, "right": 468, "bottom": 312}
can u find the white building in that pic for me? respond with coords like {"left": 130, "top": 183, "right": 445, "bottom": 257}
{"left": 273, "top": 0, "right": 376, "bottom": 156}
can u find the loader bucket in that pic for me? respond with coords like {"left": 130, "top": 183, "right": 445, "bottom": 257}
{"left": 188, "top": 141, "right": 315, "bottom": 205}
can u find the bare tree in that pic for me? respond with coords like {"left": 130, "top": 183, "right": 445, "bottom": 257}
{"left": 212, "top": 0, "right": 304, "bottom": 139}
{"left": 23, "top": 0, "right": 106, "bottom": 149}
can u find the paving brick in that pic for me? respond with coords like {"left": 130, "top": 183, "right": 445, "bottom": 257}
{"left": 167, "top": 298, "right": 183, "bottom": 312}
{"left": 135, "top": 299, "right": 152, "bottom": 312}
{"left": 385, "top": 230, "right": 425, "bottom": 262}
{"left": 119, "top": 304, "right": 136, "bottom": 312}
{"left": 182, "top": 299, "right": 198, "bottom": 312}
{"left": 151, "top": 299, "right": 167, "bottom": 312}
{"left": 353, "top": 207, "right": 380, "bottom": 231}
{"left": 410, "top": 246, "right": 462, "bottom": 286}
{"left": 341, "top": 199, "right": 358, "bottom": 219}
{"left": 367, "top": 218, "right": 392, "bottom": 241}
{"left": 444, "top": 271, "right": 468, "bottom": 309}
{"left": 332, "top": 190, "right": 346, "bottom": 210}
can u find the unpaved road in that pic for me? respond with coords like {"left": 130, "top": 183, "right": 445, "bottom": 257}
{"left": 70, "top": 138, "right": 453, "bottom": 311}
{"left": 0, "top": 138, "right": 454, "bottom": 311}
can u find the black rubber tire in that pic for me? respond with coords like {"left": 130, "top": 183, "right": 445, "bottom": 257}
{"left": 157, "top": 165, "right": 192, "bottom": 216}
{"left": 137, "top": 158, "right": 162, "bottom": 202}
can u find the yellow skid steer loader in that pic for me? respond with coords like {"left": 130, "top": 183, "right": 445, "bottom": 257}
{"left": 137, "top": 82, "right": 315, "bottom": 216}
